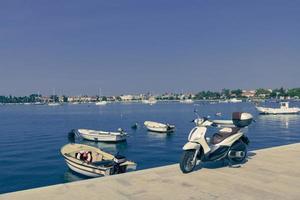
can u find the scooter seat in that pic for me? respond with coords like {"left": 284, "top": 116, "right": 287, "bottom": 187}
{"left": 211, "top": 127, "right": 240, "bottom": 145}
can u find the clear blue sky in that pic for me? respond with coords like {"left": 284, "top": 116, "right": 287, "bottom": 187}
{"left": 0, "top": 0, "right": 299, "bottom": 96}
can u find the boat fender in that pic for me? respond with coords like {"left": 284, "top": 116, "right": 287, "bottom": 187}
{"left": 87, "top": 151, "right": 93, "bottom": 163}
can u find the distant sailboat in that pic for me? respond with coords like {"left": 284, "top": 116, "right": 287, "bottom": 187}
{"left": 95, "top": 88, "right": 107, "bottom": 106}
{"left": 48, "top": 88, "right": 61, "bottom": 106}
{"left": 48, "top": 102, "right": 61, "bottom": 106}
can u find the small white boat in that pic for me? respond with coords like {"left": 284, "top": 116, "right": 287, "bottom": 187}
{"left": 219, "top": 100, "right": 229, "bottom": 103}
{"left": 144, "top": 121, "right": 175, "bottom": 133}
{"left": 34, "top": 102, "right": 45, "bottom": 105}
{"left": 228, "top": 98, "right": 242, "bottom": 103}
{"left": 76, "top": 128, "right": 127, "bottom": 142}
{"left": 95, "top": 101, "right": 107, "bottom": 106}
{"left": 48, "top": 102, "right": 61, "bottom": 106}
{"left": 215, "top": 112, "right": 222, "bottom": 116}
{"left": 61, "top": 143, "right": 136, "bottom": 177}
{"left": 142, "top": 97, "right": 157, "bottom": 105}
{"left": 256, "top": 102, "right": 300, "bottom": 115}
{"left": 180, "top": 99, "right": 194, "bottom": 104}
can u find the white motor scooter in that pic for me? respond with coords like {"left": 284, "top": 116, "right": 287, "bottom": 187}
{"left": 180, "top": 111, "right": 253, "bottom": 173}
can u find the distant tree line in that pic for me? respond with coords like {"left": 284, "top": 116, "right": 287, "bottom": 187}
{"left": 254, "top": 87, "right": 300, "bottom": 99}
{"left": 193, "top": 88, "right": 300, "bottom": 100}
{"left": 194, "top": 89, "right": 243, "bottom": 100}
{"left": 0, "top": 94, "right": 41, "bottom": 103}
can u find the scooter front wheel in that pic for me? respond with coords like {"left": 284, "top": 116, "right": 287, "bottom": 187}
{"left": 180, "top": 150, "right": 196, "bottom": 173}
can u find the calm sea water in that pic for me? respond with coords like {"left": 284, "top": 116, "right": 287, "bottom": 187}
{"left": 0, "top": 101, "right": 300, "bottom": 194}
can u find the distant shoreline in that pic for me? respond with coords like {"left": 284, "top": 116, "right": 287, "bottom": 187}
{"left": 1, "top": 98, "right": 299, "bottom": 106}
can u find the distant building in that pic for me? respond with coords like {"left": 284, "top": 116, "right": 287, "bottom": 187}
{"left": 68, "top": 96, "right": 96, "bottom": 102}
{"left": 106, "top": 96, "right": 116, "bottom": 101}
{"left": 68, "top": 96, "right": 79, "bottom": 102}
{"left": 120, "top": 95, "right": 133, "bottom": 101}
{"left": 242, "top": 90, "right": 256, "bottom": 98}
{"left": 59, "top": 96, "right": 65, "bottom": 102}
{"left": 179, "top": 93, "right": 193, "bottom": 100}
{"left": 40, "top": 96, "right": 51, "bottom": 103}
{"left": 133, "top": 94, "right": 143, "bottom": 101}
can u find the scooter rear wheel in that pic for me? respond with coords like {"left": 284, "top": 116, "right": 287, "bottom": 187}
{"left": 180, "top": 150, "right": 196, "bottom": 173}
{"left": 228, "top": 141, "right": 247, "bottom": 163}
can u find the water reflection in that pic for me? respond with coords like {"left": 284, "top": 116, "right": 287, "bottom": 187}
{"left": 147, "top": 131, "right": 174, "bottom": 139}
{"left": 258, "top": 114, "right": 300, "bottom": 129}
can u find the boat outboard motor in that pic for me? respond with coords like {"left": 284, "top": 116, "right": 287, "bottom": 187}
{"left": 117, "top": 128, "right": 125, "bottom": 134}
{"left": 112, "top": 154, "right": 127, "bottom": 174}
{"left": 232, "top": 112, "right": 253, "bottom": 128}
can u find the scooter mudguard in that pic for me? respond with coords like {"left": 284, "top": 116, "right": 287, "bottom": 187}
{"left": 183, "top": 142, "right": 201, "bottom": 150}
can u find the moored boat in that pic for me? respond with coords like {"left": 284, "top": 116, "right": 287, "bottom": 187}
{"left": 215, "top": 112, "right": 222, "bottom": 116}
{"left": 256, "top": 102, "right": 300, "bottom": 115}
{"left": 34, "top": 102, "right": 45, "bottom": 105}
{"left": 180, "top": 99, "right": 194, "bottom": 104}
{"left": 228, "top": 98, "right": 242, "bottom": 103}
{"left": 61, "top": 143, "right": 136, "bottom": 177}
{"left": 142, "top": 97, "right": 157, "bottom": 105}
{"left": 75, "top": 128, "right": 127, "bottom": 142}
{"left": 144, "top": 121, "right": 175, "bottom": 133}
{"left": 95, "top": 101, "right": 107, "bottom": 106}
{"left": 48, "top": 102, "right": 61, "bottom": 106}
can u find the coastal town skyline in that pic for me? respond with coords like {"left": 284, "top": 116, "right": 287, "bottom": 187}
{"left": 0, "top": 86, "right": 299, "bottom": 97}
{"left": 1, "top": 87, "right": 300, "bottom": 104}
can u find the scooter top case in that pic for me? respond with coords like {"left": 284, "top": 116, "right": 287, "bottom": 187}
{"left": 232, "top": 112, "right": 253, "bottom": 128}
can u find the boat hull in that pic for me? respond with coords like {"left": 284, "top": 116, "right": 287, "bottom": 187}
{"left": 145, "top": 126, "right": 174, "bottom": 133}
{"left": 65, "top": 158, "right": 107, "bottom": 177}
{"left": 95, "top": 101, "right": 107, "bottom": 105}
{"left": 80, "top": 133, "right": 127, "bottom": 142}
{"left": 180, "top": 99, "right": 194, "bottom": 104}
{"left": 48, "top": 103, "right": 61, "bottom": 106}
{"left": 256, "top": 107, "right": 300, "bottom": 115}
{"left": 77, "top": 129, "right": 127, "bottom": 142}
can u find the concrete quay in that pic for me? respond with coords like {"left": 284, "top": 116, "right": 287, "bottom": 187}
{"left": 1, "top": 143, "right": 300, "bottom": 200}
